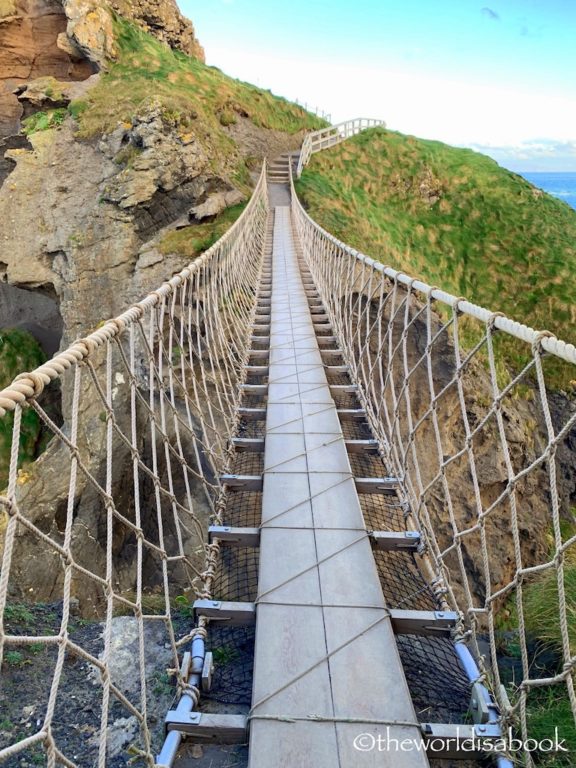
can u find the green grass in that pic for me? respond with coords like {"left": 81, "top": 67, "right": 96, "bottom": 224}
{"left": 296, "top": 127, "right": 576, "bottom": 388}
{"left": 74, "top": 17, "right": 326, "bottom": 180}
{"left": 22, "top": 108, "right": 68, "bottom": 136}
{"left": 159, "top": 202, "right": 247, "bottom": 260}
{"left": 0, "top": 330, "right": 46, "bottom": 489}
{"left": 495, "top": 519, "right": 576, "bottom": 764}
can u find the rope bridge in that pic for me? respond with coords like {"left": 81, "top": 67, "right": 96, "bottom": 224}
{"left": 0, "top": 121, "right": 574, "bottom": 767}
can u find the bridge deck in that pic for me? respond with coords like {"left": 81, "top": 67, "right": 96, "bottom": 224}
{"left": 248, "top": 205, "right": 429, "bottom": 767}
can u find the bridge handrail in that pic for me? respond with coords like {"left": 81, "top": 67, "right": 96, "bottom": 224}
{"left": 296, "top": 117, "right": 385, "bottom": 177}
{"left": 290, "top": 156, "right": 576, "bottom": 754}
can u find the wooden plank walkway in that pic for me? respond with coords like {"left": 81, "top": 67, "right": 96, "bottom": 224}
{"left": 248, "top": 205, "right": 429, "bottom": 767}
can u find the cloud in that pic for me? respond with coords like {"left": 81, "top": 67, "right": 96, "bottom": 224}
{"left": 481, "top": 7, "right": 500, "bottom": 21}
{"left": 469, "top": 139, "right": 576, "bottom": 171}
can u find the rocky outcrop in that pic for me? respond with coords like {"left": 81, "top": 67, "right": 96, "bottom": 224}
{"left": 60, "top": 0, "right": 204, "bottom": 66}
{"left": 0, "top": 93, "right": 304, "bottom": 609}
{"left": 0, "top": 0, "right": 203, "bottom": 138}
{"left": 106, "top": 0, "right": 204, "bottom": 60}
{"left": 0, "top": 0, "right": 95, "bottom": 137}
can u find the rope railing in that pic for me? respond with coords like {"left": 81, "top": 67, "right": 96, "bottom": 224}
{"left": 296, "top": 117, "right": 385, "bottom": 177}
{"left": 0, "top": 165, "right": 269, "bottom": 766}
{"left": 290, "top": 165, "right": 576, "bottom": 764}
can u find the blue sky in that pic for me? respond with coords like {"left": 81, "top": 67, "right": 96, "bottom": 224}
{"left": 181, "top": 1, "right": 576, "bottom": 171}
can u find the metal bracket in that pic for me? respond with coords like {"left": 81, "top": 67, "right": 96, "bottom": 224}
{"left": 370, "top": 530, "right": 421, "bottom": 552}
{"left": 337, "top": 408, "right": 366, "bottom": 421}
{"left": 165, "top": 711, "right": 248, "bottom": 743}
{"left": 220, "top": 474, "right": 263, "bottom": 492}
{"left": 180, "top": 651, "right": 191, "bottom": 682}
{"left": 470, "top": 682, "right": 492, "bottom": 724}
{"left": 389, "top": 609, "right": 457, "bottom": 636}
{"left": 329, "top": 384, "right": 358, "bottom": 393}
{"left": 238, "top": 407, "right": 266, "bottom": 420}
{"left": 355, "top": 477, "right": 399, "bottom": 495}
{"left": 345, "top": 439, "right": 378, "bottom": 454}
{"left": 232, "top": 437, "right": 265, "bottom": 453}
{"left": 201, "top": 652, "right": 214, "bottom": 693}
{"left": 209, "top": 526, "right": 260, "bottom": 547}
{"left": 194, "top": 599, "right": 256, "bottom": 626}
{"left": 239, "top": 384, "right": 267, "bottom": 394}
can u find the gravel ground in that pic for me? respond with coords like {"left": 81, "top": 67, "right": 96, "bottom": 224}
{"left": 0, "top": 602, "right": 194, "bottom": 767}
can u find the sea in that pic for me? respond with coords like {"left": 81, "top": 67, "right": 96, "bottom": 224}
{"left": 519, "top": 172, "right": 576, "bottom": 211}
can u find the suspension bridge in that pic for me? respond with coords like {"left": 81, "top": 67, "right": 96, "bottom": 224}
{"left": 0, "top": 119, "right": 575, "bottom": 768}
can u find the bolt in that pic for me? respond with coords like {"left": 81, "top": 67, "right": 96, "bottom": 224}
{"left": 478, "top": 726, "right": 486, "bottom": 733}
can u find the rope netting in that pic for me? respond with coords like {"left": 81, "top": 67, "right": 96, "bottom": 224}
{"left": 291, "top": 172, "right": 576, "bottom": 765}
{"left": 0, "top": 166, "right": 269, "bottom": 766}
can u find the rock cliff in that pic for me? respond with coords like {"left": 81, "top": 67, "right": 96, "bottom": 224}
{"left": 0, "top": 0, "right": 319, "bottom": 610}
{"left": 0, "top": 0, "right": 203, "bottom": 139}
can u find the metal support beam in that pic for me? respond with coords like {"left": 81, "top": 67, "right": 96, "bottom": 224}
{"left": 370, "top": 530, "right": 422, "bottom": 551}
{"left": 240, "top": 384, "right": 268, "bottom": 394}
{"left": 355, "top": 477, "right": 399, "bottom": 494}
{"left": 389, "top": 609, "right": 457, "bottom": 636}
{"left": 238, "top": 407, "right": 267, "bottom": 420}
{"left": 194, "top": 599, "right": 256, "bottom": 626}
{"left": 337, "top": 408, "right": 367, "bottom": 421}
{"left": 345, "top": 439, "right": 378, "bottom": 453}
{"left": 209, "top": 526, "right": 260, "bottom": 547}
{"left": 165, "top": 712, "right": 248, "bottom": 743}
{"left": 220, "top": 474, "right": 263, "bottom": 491}
{"left": 330, "top": 383, "right": 358, "bottom": 392}
{"left": 232, "top": 437, "right": 265, "bottom": 452}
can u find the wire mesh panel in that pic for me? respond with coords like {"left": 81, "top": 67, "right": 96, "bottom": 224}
{"left": 0, "top": 168, "right": 269, "bottom": 767}
{"left": 292, "top": 174, "right": 576, "bottom": 765}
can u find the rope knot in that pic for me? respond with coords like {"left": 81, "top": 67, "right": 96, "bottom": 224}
{"left": 532, "top": 329, "right": 555, "bottom": 355}
{"left": 14, "top": 371, "right": 47, "bottom": 399}
{"left": 486, "top": 311, "right": 505, "bottom": 331}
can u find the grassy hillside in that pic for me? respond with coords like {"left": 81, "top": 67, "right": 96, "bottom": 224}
{"left": 73, "top": 18, "right": 325, "bottom": 163}
{"left": 296, "top": 127, "right": 576, "bottom": 387}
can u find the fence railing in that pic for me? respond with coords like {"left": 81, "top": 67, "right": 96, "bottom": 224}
{"left": 296, "top": 117, "right": 386, "bottom": 177}
{"left": 291, "top": 166, "right": 576, "bottom": 765}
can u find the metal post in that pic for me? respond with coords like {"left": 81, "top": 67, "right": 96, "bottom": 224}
{"left": 454, "top": 642, "right": 514, "bottom": 768}
{"left": 156, "top": 634, "right": 206, "bottom": 767}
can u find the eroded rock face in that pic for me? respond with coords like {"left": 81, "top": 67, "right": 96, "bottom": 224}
{"left": 0, "top": 97, "right": 305, "bottom": 609}
{"left": 0, "top": 0, "right": 95, "bottom": 137}
{"left": 0, "top": 0, "right": 204, "bottom": 139}
{"left": 61, "top": 0, "right": 204, "bottom": 66}
{"left": 106, "top": 0, "right": 204, "bottom": 61}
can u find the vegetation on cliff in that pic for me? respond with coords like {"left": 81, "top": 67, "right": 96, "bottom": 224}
{"left": 296, "top": 127, "right": 576, "bottom": 387}
{"left": 74, "top": 18, "right": 325, "bottom": 159}
{"left": 159, "top": 202, "right": 246, "bottom": 259}
{"left": 0, "top": 330, "right": 46, "bottom": 488}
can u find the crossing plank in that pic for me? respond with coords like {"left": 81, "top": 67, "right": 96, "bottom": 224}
{"left": 248, "top": 205, "right": 429, "bottom": 768}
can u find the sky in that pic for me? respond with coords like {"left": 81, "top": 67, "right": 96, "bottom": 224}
{"left": 180, "top": 1, "right": 576, "bottom": 172}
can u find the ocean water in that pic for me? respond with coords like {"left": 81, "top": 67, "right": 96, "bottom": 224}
{"left": 520, "top": 172, "right": 576, "bottom": 211}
